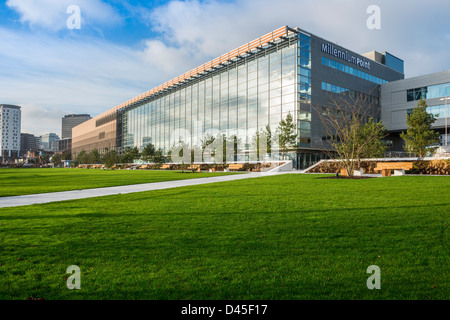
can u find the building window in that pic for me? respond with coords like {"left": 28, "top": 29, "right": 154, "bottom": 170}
{"left": 321, "top": 56, "right": 388, "bottom": 85}
{"left": 406, "top": 84, "right": 450, "bottom": 102}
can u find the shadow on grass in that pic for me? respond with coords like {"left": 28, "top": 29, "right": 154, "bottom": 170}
{"left": 1, "top": 202, "right": 449, "bottom": 221}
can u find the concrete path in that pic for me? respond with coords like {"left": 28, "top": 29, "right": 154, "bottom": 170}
{"left": 0, "top": 171, "right": 295, "bottom": 208}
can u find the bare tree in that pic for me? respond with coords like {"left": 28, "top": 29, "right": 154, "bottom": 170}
{"left": 315, "top": 90, "right": 387, "bottom": 176}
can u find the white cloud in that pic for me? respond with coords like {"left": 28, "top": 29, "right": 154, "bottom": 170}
{"left": 0, "top": 27, "right": 162, "bottom": 135}
{"left": 6, "top": 0, "right": 120, "bottom": 31}
{"left": 140, "top": 39, "right": 203, "bottom": 77}
{"left": 145, "top": 0, "right": 450, "bottom": 78}
{"left": 20, "top": 104, "right": 66, "bottom": 137}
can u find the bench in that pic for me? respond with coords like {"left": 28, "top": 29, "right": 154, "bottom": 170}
{"left": 187, "top": 164, "right": 201, "bottom": 172}
{"left": 228, "top": 164, "right": 244, "bottom": 171}
{"left": 374, "top": 162, "right": 413, "bottom": 177}
{"left": 340, "top": 168, "right": 364, "bottom": 176}
{"left": 161, "top": 164, "right": 171, "bottom": 169}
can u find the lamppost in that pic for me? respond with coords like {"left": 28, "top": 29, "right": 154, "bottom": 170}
{"left": 440, "top": 97, "right": 449, "bottom": 146}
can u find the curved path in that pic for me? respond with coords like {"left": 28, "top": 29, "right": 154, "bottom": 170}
{"left": 0, "top": 171, "right": 296, "bottom": 208}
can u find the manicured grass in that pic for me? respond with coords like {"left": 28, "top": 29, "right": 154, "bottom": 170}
{"left": 0, "top": 168, "right": 237, "bottom": 197}
{"left": 0, "top": 174, "right": 449, "bottom": 300}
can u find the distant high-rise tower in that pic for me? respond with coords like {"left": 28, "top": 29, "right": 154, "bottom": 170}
{"left": 39, "top": 133, "right": 60, "bottom": 151}
{"left": 62, "top": 114, "right": 91, "bottom": 139}
{"left": 0, "top": 104, "right": 21, "bottom": 162}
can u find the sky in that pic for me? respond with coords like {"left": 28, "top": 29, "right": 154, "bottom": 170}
{"left": 0, "top": 0, "right": 449, "bottom": 136}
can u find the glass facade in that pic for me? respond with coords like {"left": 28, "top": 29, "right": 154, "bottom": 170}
{"left": 406, "top": 82, "right": 450, "bottom": 102}
{"left": 120, "top": 33, "right": 311, "bottom": 161}
{"left": 71, "top": 25, "right": 410, "bottom": 167}
{"left": 321, "top": 56, "right": 388, "bottom": 85}
{"left": 321, "top": 81, "right": 379, "bottom": 104}
{"left": 384, "top": 52, "right": 404, "bottom": 74}
{"left": 407, "top": 104, "right": 450, "bottom": 119}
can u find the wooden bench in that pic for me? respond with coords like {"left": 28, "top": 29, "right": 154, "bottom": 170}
{"left": 374, "top": 162, "right": 413, "bottom": 177}
{"left": 161, "top": 164, "right": 171, "bottom": 169}
{"left": 340, "top": 168, "right": 364, "bottom": 176}
{"left": 228, "top": 164, "right": 244, "bottom": 171}
{"left": 187, "top": 164, "right": 201, "bottom": 172}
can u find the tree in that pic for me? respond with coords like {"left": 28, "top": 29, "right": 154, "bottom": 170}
{"left": 51, "top": 153, "right": 62, "bottom": 164}
{"left": 41, "top": 154, "right": 50, "bottom": 164}
{"left": 169, "top": 140, "right": 191, "bottom": 164}
{"left": 359, "top": 118, "right": 388, "bottom": 160}
{"left": 121, "top": 146, "right": 140, "bottom": 163}
{"left": 191, "top": 145, "right": 202, "bottom": 164}
{"left": 102, "top": 149, "right": 120, "bottom": 168}
{"left": 316, "top": 92, "right": 387, "bottom": 176}
{"left": 277, "top": 112, "right": 297, "bottom": 159}
{"left": 201, "top": 134, "right": 216, "bottom": 160}
{"left": 87, "top": 148, "right": 101, "bottom": 164}
{"left": 141, "top": 143, "right": 156, "bottom": 163}
{"left": 61, "top": 150, "right": 72, "bottom": 161}
{"left": 251, "top": 130, "right": 261, "bottom": 161}
{"left": 400, "top": 99, "right": 440, "bottom": 158}
{"left": 152, "top": 148, "right": 165, "bottom": 166}
{"left": 251, "top": 126, "right": 271, "bottom": 161}
{"left": 251, "top": 129, "right": 264, "bottom": 161}
{"left": 264, "top": 125, "right": 272, "bottom": 157}
{"left": 201, "top": 134, "right": 221, "bottom": 163}
{"left": 221, "top": 134, "right": 237, "bottom": 163}
{"left": 76, "top": 150, "right": 88, "bottom": 164}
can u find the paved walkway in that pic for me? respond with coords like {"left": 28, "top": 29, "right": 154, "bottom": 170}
{"left": 0, "top": 171, "right": 295, "bottom": 208}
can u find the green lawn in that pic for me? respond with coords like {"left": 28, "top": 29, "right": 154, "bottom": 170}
{"left": 0, "top": 168, "right": 237, "bottom": 197}
{"left": 0, "top": 174, "right": 449, "bottom": 300}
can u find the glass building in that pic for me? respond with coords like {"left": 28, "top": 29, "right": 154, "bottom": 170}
{"left": 72, "top": 26, "right": 405, "bottom": 169}
{"left": 119, "top": 28, "right": 308, "bottom": 162}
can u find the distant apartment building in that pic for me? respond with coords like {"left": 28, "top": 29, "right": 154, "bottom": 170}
{"left": 35, "top": 136, "right": 41, "bottom": 150}
{"left": 62, "top": 114, "right": 91, "bottom": 139}
{"left": 20, "top": 133, "right": 37, "bottom": 156}
{"left": 0, "top": 104, "right": 21, "bottom": 162}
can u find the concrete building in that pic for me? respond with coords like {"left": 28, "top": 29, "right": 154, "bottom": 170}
{"left": 57, "top": 138, "right": 72, "bottom": 154}
{"left": 0, "top": 104, "right": 21, "bottom": 162}
{"left": 58, "top": 114, "right": 90, "bottom": 156}
{"left": 62, "top": 114, "right": 91, "bottom": 139}
{"left": 72, "top": 26, "right": 405, "bottom": 168}
{"left": 380, "top": 70, "right": 450, "bottom": 151}
{"left": 20, "top": 133, "right": 37, "bottom": 156}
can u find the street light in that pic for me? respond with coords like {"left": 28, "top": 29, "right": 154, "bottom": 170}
{"left": 440, "top": 97, "right": 450, "bottom": 146}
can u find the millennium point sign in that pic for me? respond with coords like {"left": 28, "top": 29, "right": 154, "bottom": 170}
{"left": 321, "top": 43, "right": 371, "bottom": 70}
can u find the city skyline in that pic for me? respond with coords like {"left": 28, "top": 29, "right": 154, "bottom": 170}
{"left": 0, "top": 0, "right": 449, "bottom": 135}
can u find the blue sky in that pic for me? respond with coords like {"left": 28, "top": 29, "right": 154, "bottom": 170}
{"left": 0, "top": 0, "right": 449, "bottom": 135}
